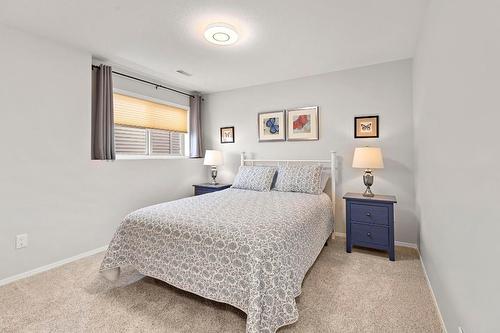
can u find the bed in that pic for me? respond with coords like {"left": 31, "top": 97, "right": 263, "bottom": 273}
{"left": 100, "top": 152, "right": 337, "bottom": 333}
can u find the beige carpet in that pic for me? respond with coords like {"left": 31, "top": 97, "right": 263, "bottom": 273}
{"left": 0, "top": 239, "right": 443, "bottom": 333}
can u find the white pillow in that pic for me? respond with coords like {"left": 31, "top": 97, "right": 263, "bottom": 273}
{"left": 231, "top": 166, "right": 277, "bottom": 192}
{"left": 274, "top": 165, "right": 323, "bottom": 194}
{"left": 319, "top": 169, "right": 330, "bottom": 192}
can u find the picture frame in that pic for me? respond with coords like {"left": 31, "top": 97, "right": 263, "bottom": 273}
{"left": 286, "top": 106, "right": 319, "bottom": 141}
{"left": 220, "top": 126, "right": 235, "bottom": 143}
{"left": 258, "top": 110, "right": 286, "bottom": 142}
{"left": 354, "top": 115, "right": 379, "bottom": 138}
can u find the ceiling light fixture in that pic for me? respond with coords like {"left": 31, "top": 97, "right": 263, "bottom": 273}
{"left": 204, "top": 23, "right": 238, "bottom": 46}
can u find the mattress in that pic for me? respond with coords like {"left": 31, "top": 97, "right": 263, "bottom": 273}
{"left": 100, "top": 188, "right": 333, "bottom": 332}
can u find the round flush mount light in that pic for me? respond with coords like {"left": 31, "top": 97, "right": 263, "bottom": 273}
{"left": 204, "top": 23, "right": 238, "bottom": 46}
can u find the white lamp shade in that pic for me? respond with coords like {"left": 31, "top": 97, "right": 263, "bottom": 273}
{"left": 352, "top": 147, "right": 384, "bottom": 169}
{"left": 204, "top": 150, "right": 224, "bottom": 166}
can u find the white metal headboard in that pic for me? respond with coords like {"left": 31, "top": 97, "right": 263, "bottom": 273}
{"left": 240, "top": 151, "right": 337, "bottom": 234}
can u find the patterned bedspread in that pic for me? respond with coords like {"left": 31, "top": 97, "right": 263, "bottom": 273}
{"left": 100, "top": 188, "right": 333, "bottom": 332}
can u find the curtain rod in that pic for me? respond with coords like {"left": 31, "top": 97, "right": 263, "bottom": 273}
{"left": 91, "top": 65, "right": 195, "bottom": 98}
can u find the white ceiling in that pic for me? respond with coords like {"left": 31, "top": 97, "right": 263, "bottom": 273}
{"left": 0, "top": 0, "right": 428, "bottom": 93}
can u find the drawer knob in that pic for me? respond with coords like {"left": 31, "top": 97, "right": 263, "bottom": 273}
{"left": 366, "top": 212, "right": 371, "bottom": 216}
{"left": 367, "top": 232, "right": 372, "bottom": 237}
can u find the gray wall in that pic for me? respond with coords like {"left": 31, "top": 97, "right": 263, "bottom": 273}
{"left": 0, "top": 26, "right": 205, "bottom": 281}
{"left": 413, "top": 0, "right": 500, "bottom": 332}
{"left": 203, "top": 60, "right": 418, "bottom": 243}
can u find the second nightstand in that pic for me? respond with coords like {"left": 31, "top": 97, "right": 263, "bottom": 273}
{"left": 193, "top": 183, "right": 231, "bottom": 196}
{"left": 343, "top": 192, "right": 397, "bottom": 261}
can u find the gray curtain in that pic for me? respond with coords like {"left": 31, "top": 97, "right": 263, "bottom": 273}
{"left": 189, "top": 95, "right": 203, "bottom": 158}
{"left": 91, "top": 65, "right": 115, "bottom": 160}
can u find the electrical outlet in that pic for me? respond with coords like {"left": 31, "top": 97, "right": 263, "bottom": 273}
{"left": 458, "top": 327, "right": 465, "bottom": 333}
{"left": 16, "top": 234, "right": 28, "bottom": 249}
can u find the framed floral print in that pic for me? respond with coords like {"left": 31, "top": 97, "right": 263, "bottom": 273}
{"left": 258, "top": 110, "right": 286, "bottom": 142}
{"left": 220, "top": 126, "right": 235, "bottom": 143}
{"left": 286, "top": 106, "right": 319, "bottom": 141}
{"left": 354, "top": 115, "right": 379, "bottom": 138}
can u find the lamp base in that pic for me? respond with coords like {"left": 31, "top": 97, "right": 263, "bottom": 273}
{"left": 362, "top": 169, "right": 375, "bottom": 197}
{"left": 210, "top": 166, "right": 218, "bottom": 185}
{"left": 363, "top": 186, "right": 375, "bottom": 197}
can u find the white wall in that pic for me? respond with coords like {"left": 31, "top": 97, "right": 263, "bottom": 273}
{"left": 94, "top": 61, "right": 191, "bottom": 109}
{"left": 203, "top": 60, "right": 417, "bottom": 243}
{"left": 0, "top": 26, "right": 205, "bottom": 281}
{"left": 413, "top": 0, "right": 500, "bottom": 332}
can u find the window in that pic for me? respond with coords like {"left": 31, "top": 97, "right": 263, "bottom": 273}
{"left": 113, "top": 93, "right": 188, "bottom": 157}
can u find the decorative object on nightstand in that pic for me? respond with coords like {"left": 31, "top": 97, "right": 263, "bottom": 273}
{"left": 343, "top": 192, "right": 397, "bottom": 261}
{"left": 204, "top": 150, "right": 224, "bottom": 184}
{"left": 193, "top": 183, "right": 231, "bottom": 196}
{"left": 352, "top": 147, "right": 384, "bottom": 197}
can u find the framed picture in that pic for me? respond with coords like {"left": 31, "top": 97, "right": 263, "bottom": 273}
{"left": 258, "top": 110, "right": 286, "bottom": 142}
{"left": 354, "top": 115, "right": 379, "bottom": 138}
{"left": 286, "top": 106, "right": 319, "bottom": 141}
{"left": 220, "top": 126, "right": 235, "bottom": 143}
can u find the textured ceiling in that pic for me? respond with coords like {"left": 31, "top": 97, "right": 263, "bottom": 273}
{"left": 0, "top": 0, "right": 428, "bottom": 93}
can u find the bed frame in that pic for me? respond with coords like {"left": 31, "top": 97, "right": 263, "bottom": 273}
{"left": 240, "top": 151, "right": 337, "bottom": 239}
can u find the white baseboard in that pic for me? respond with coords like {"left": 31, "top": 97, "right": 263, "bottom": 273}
{"left": 418, "top": 251, "right": 448, "bottom": 333}
{"left": 0, "top": 245, "right": 108, "bottom": 287}
{"left": 334, "top": 231, "right": 418, "bottom": 249}
{"left": 334, "top": 231, "right": 346, "bottom": 238}
{"left": 395, "top": 240, "right": 419, "bottom": 249}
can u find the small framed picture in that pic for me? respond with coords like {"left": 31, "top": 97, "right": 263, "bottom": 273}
{"left": 258, "top": 110, "right": 286, "bottom": 142}
{"left": 220, "top": 126, "right": 235, "bottom": 143}
{"left": 355, "top": 115, "right": 379, "bottom": 138}
{"left": 286, "top": 106, "right": 319, "bottom": 141}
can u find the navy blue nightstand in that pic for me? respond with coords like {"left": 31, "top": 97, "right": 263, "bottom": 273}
{"left": 343, "top": 192, "right": 397, "bottom": 261}
{"left": 193, "top": 183, "right": 231, "bottom": 196}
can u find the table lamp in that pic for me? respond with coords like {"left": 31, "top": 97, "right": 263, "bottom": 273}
{"left": 352, "top": 147, "right": 384, "bottom": 197}
{"left": 204, "top": 150, "right": 224, "bottom": 185}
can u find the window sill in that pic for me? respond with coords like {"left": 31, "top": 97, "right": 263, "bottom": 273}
{"left": 116, "top": 155, "right": 189, "bottom": 160}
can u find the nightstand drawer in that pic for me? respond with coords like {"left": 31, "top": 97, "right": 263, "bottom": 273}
{"left": 350, "top": 203, "right": 389, "bottom": 225}
{"left": 351, "top": 223, "right": 389, "bottom": 247}
{"left": 193, "top": 184, "right": 232, "bottom": 196}
{"left": 194, "top": 188, "right": 212, "bottom": 196}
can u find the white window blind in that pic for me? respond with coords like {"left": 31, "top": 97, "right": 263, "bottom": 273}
{"left": 114, "top": 126, "right": 147, "bottom": 155}
{"left": 150, "top": 129, "right": 183, "bottom": 155}
{"left": 115, "top": 126, "right": 185, "bottom": 156}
